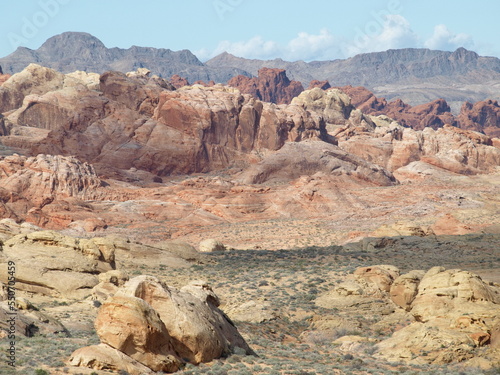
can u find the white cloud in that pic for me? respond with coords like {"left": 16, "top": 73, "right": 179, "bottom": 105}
{"left": 424, "top": 24, "right": 474, "bottom": 51}
{"left": 286, "top": 29, "right": 343, "bottom": 61}
{"left": 345, "top": 14, "right": 419, "bottom": 56}
{"left": 196, "top": 17, "right": 481, "bottom": 62}
{"left": 195, "top": 36, "right": 282, "bottom": 61}
{"left": 196, "top": 30, "right": 344, "bottom": 62}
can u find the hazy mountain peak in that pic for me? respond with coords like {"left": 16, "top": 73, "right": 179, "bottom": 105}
{"left": 0, "top": 32, "right": 249, "bottom": 82}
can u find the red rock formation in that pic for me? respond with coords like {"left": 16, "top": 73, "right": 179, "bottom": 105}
{"left": 307, "top": 80, "right": 331, "bottom": 90}
{"left": 339, "top": 85, "right": 392, "bottom": 113}
{"left": 407, "top": 99, "right": 456, "bottom": 130}
{"left": 170, "top": 74, "right": 189, "bottom": 89}
{"left": 458, "top": 100, "right": 500, "bottom": 138}
{"left": 228, "top": 68, "right": 304, "bottom": 104}
{"left": 339, "top": 85, "right": 500, "bottom": 135}
{"left": 338, "top": 86, "right": 456, "bottom": 130}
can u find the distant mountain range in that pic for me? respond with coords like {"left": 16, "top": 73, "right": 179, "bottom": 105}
{"left": 0, "top": 32, "right": 250, "bottom": 83}
{"left": 1, "top": 32, "right": 500, "bottom": 111}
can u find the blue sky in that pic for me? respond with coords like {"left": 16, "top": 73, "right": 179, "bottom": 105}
{"left": 1, "top": 0, "right": 499, "bottom": 62}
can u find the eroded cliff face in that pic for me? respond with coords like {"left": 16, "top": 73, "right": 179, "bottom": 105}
{"left": 1, "top": 65, "right": 326, "bottom": 177}
{"left": 228, "top": 67, "right": 304, "bottom": 105}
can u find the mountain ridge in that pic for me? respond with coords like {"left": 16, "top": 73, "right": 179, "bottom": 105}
{"left": 2, "top": 32, "right": 500, "bottom": 109}
{"left": 0, "top": 32, "right": 250, "bottom": 83}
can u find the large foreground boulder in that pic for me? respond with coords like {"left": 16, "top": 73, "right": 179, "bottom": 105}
{"left": 70, "top": 275, "right": 254, "bottom": 373}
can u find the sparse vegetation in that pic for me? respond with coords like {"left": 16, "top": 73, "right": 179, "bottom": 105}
{"left": 1, "top": 233, "right": 498, "bottom": 374}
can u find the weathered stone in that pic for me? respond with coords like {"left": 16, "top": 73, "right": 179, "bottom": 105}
{"left": 95, "top": 295, "right": 182, "bottom": 372}
{"left": 228, "top": 68, "right": 304, "bottom": 104}
{"left": 0, "top": 231, "right": 115, "bottom": 298}
{"left": 199, "top": 239, "right": 226, "bottom": 252}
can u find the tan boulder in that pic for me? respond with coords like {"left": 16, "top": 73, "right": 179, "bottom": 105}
{"left": 92, "top": 270, "right": 130, "bottom": 302}
{"left": 72, "top": 275, "right": 254, "bottom": 373}
{"left": 376, "top": 319, "right": 477, "bottom": 364}
{"left": 390, "top": 270, "right": 425, "bottom": 311}
{"left": 226, "top": 299, "right": 279, "bottom": 323}
{"left": 199, "top": 239, "right": 226, "bottom": 252}
{"left": 95, "top": 295, "right": 181, "bottom": 372}
{"left": 354, "top": 265, "right": 400, "bottom": 292}
{"left": 117, "top": 275, "right": 254, "bottom": 364}
{"left": 411, "top": 267, "right": 500, "bottom": 322}
{"left": 376, "top": 266, "right": 500, "bottom": 365}
{"left": 69, "top": 343, "right": 155, "bottom": 375}
{"left": 0, "top": 231, "right": 116, "bottom": 298}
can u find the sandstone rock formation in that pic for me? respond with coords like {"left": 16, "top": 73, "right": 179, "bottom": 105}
{"left": 150, "top": 85, "right": 326, "bottom": 173}
{"left": 338, "top": 86, "right": 456, "bottom": 130}
{"left": 228, "top": 67, "right": 304, "bottom": 104}
{"left": 1, "top": 65, "right": 328, "bottom": 178}
{"left": 316, "top": 265, "right": 500, "bottom": 365}
{"left": 65, "top": 70, "right": 100, "bottom": 90}
{"left": 0, "top": 63, "right": 83, "bottom": 113}
{"left": 0, "top": 154, "right": 103, "bottom": 227}
{"left": 0, "top": 231, "right": 116, "bottom": 298}
{"left": 170, "top": 74, "right": 189, "bottom": 89}
{"left": 337, "top": 121, "right": 500, "bottom": 174}
{"left": 458, "top": 100, "right": 500, "bottom": 138}
{"left": 0, "top": 154, "right": 102, "bottom": 204}
{"left": 379, "top": 266, "right": 500, "bottom": 365}
{"left": 0, "top": 64, "right": 498, "bottom": 249}
{"left": 291, "top": 88, "right": 378, "bottom": 140}
{"left": 70, "top": 275, "right": 254, "bottom": 373}
{"left": 307, "top": 80, "right": 331, "bottom": 90}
